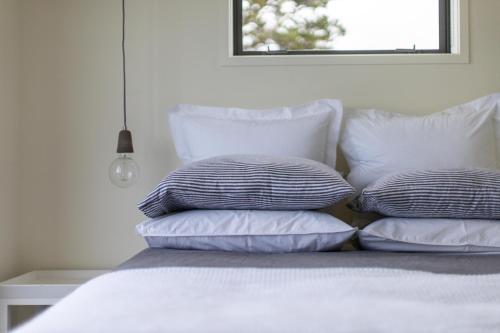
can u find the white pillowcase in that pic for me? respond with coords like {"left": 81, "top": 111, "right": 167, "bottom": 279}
{"left": 443, "top": 93, "right": 500, "bottom": 167}
{"left": 169, "top": 100, "right": 343, "bottom": 168}
{"left": 341, "top": 95, "right": 499, "bottom": 190}
{"left": 136, "top": 210, "right": 356, "bottom": 253}
{"left": 359, "top": 217, "right": 500, "bottom": 253}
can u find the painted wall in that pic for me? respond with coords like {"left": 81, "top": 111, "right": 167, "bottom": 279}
{"left": 19, "top": 0, "right": 500, "bottom": 270}
{"left": 0, "top": 0, "right": 20, "bottom": 280}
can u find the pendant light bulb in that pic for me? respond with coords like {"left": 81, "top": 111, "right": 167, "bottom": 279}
{"left": 109, "top": 154, "right": 140, "bottom": 188}
{"left": 109, "top": 0, "right": 139, "bottom": 188}
{"left": 109, "top": 129, "right": 139, "bottom": 188}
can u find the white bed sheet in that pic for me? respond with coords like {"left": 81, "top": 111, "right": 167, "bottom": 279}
{"left": 15, "top": 266, "right": 500, "bottom": 333}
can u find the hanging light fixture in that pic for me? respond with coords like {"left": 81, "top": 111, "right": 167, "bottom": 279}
{"left": 109, "top": 0, "right": 140, "bottom": 188}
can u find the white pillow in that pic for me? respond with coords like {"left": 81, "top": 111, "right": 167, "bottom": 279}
{"left": 341, "top": 95, "right": 498, "bottom": 190}
{"left": 443, "top": 93, "right": 500, "bottom": 166}
{"left": 136, "top": 210, "right": 356, "bottom": 253}
{"left": 359, "top": 217, "right": 500, "bottom": 253}
{"left": 169, "top": 99, "right": 343, "bottom": 168}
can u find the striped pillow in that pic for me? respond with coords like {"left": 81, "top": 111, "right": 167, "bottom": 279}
{"left": 357, "top": 168, "right": 500, "bottom": 219}
{"left": 138, "top": 155, "right": 354, "bottom": 218}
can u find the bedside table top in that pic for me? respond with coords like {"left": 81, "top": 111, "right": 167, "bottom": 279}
{"left": 0, "top": 270, "right": 110, "bottom": 300}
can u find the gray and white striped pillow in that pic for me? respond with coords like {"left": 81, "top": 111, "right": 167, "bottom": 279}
{"left": 357, "top": 168, "right": 500, "bottom": 219}
{"left": 138, "top": 155, "right": 354, "bottom": 218}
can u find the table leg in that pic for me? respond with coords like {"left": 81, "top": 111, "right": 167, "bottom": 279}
{"left": 0, "top": 301, "right": 9, "bottom": 333}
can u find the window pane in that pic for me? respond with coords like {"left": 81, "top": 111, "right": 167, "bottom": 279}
{"left": 241, "top": 0, "right": 441, "bottom": 52}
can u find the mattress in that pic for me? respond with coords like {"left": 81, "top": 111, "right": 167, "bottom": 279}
{"left": 15, "top": 249, "right": 500, "bottom": 333}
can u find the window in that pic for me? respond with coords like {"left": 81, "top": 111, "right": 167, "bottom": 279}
{"left": 233, "top": 0, "right": 451, "bottom": 55}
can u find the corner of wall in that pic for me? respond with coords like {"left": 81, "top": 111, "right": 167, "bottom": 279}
{"left": 0, "top": 0, "right": 22, "bottom": 281}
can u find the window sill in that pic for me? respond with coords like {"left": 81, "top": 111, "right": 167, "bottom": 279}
{"left": 220, "top": 53, "right": 469, "bottom": 67}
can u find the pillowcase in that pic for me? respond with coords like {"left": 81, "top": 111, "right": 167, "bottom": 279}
{"left": 359, "top": 217, "right": 500, "bottom": 253}
{"left": 443, "top": 93, "right": 500, "bottom": 168}
{"left": 356, "top": 168, "right": 500, "bottom": 219}
{"left": 341, "top": 95, "right": 498, "bottom": 190}
{"left": 169, "top": 99, "right": 343, "bottom": 168}
{"left": 138, "top": 155, "right": 354, "bottom": 218}
{"left": 136, "top": 210, "right": 357, "bottom": 253}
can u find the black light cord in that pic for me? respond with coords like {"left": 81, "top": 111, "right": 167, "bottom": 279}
{"left": 122, "top": 0, "right": 127, "bottom": 130}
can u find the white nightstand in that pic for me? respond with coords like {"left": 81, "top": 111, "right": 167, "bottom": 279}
{"left": 0, "top": 270, "right": 109, "bottom": 332}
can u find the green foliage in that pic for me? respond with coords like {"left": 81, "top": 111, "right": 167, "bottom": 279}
{"left": 242, "top": 0, "right": 345, "bottom": 51}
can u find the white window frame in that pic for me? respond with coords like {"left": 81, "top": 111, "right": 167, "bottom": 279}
{"left": 219, "top": 0, "right": 469, "bottom": 66}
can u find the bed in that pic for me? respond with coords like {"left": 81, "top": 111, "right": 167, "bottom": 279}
{"left": 17, "top": 95, "right": 500, "bottom": 332}
{"left": 14, "top": 249, "right": 500, "bottom": 333}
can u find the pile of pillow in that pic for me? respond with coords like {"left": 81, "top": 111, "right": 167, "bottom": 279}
{"left": 136, "top": 93, "right": 500, "bottom": 254}
{"left": 342, "top": 93, "right": 500, "bottom": 253}
{"left": 136, "top": 100, "right": 357, "bottom": 253}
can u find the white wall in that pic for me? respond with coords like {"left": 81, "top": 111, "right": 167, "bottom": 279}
{"left": 18, "top": 0, "right": 500, "bottom": 271}
{"left": 0, "top": 0, "right": 20, "bottom": 280}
